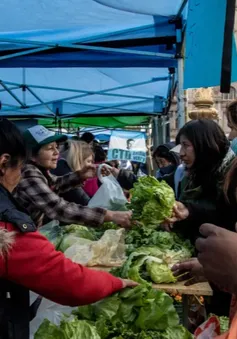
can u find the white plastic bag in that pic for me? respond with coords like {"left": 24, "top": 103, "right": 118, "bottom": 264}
{"left": 64, "top": 228, "right": 126, "bottom": 267}
{"left": 88, "top": 164, "right": 127, "bottom": 211}
{"left": 30, "top": 292, "right": 76, "bottom": 338}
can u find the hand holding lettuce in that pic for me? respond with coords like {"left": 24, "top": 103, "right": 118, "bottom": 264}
{"left": 129, "top": 176, "right": 175, "bottom": 227}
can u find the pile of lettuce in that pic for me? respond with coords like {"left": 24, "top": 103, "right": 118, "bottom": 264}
{"left": 125, "top": 226, "right": 194, "bottom": 255}
{"left": 35, "top": 285, "right": 192, "bottom": 339}
{"left": 111, "top": 229, "right": 194, "bottom": 284}
{"left": 113, "top": 245, "right": 192, "bottom": 285}
{"left": 129, "top": 176, "right": 175, "bottom": 227}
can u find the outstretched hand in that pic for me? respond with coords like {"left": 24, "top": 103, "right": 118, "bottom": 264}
{"left": 165, "top": 201, "right": 189, "bottom": 224}
{"left": 172, "top": 258, "right": 206, "bottom": 286}
{"left": 78, "top": 165, "right": 96, "bottom": 181}
{"left": 121, "top": 279, "right": 139, "bottom": 288}
{"left": 100, "top": 165, "right": 120, "bottom": 178}
{"left": 196, "top": 224, "right": 237, "bottom": 294}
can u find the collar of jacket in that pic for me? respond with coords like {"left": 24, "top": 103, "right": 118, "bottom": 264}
{"left": 0, "top": 184, "right": 36, "bottom": 233}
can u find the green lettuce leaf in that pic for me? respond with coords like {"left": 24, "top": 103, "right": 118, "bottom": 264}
{"left": 127, "top": 256, "right": 152, "bottom": 285}
{"left": 60, "top": 318, "right": 100, "bottom": 339}
{"left": 125, "top": 226, "right": 194, "bottom": 256}
{"left": 63, "top": 224, "right": 97, "bottom": 240}
{"left": 135, "top": 289, "right": 179, "bottom": 331}
{"left": 146, "top": 261, "right": 176, "bottom": 284}
{"left": 94, "top": 295, "right": 120, "bottom": 320}
{"left": 34, "top": 319, "right": 66, "bottom": 339}
{"left": 119, "top": 247, "right": 179, "bottom": 284}
{"left": 157, "top": 326, "right": 193, "bottom": 339}
{"left": 72, "top": 304, "right": 95, "bottom": 321}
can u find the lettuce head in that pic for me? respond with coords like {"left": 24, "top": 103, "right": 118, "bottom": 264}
{"left": 129, "top": 177, "right": 175, "bottom": 226}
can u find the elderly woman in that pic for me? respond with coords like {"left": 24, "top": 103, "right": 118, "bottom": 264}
{"left": 14, "top": 125, "right": 132, "bottom": 228}
{"left": 0, "top": 119, "right": 136, "bottom": 339}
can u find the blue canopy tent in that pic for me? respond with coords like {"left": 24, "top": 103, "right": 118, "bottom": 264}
{"left": 184, "top": 0, "right": 237, "bottom": 92}
{"left": 0, "top": 0, "right": 188, "bottom": 134}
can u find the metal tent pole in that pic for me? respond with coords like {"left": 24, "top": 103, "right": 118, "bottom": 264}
{"left": 162, "top": 116, "right": 167, "bottom": 143}
{"left": 177, "top": 57, "right": 185, "bottom": 129}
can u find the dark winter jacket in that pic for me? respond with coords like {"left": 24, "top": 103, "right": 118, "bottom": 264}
{"left": 174, "top": 149, "right": 235, "bottom": 243}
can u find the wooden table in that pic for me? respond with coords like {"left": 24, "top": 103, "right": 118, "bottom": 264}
{"left": 92, "top": 266, "right": 213, "bottom": 328}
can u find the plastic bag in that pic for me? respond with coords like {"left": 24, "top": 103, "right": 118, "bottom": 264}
{"left": 88, "top": 164, "right": 127, "bottom": 211}
{"left": 194, "top": 316, "right": 221, "bottom": 338}
{"left": 39, "top": 220, "right": 64, "bottom": 249}
{"left": 64, "top": 228, "right": 126, "bottom": 267}
{"left": 30, "top": 292, "right": 76, "bottom": 339}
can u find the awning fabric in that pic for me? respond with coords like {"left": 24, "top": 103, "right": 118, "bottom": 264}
{"left": 0, "top": 0, "right": 186, "bottom": 125}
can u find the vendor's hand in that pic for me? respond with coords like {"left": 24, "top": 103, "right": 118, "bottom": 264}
{"left": 172, "top": 258, "right": 206, "bottom": 286}
{"left": 196, "top": 224, "right": 237, "bottom": 294}
{"left": 100, "top": 166, "right": 120, "bottom": 178}
{"left": 100, "top": 165, "right": 111, "bottom": 177}
{"left": 121, "top": 279, "right": 139, "bottom": 288}
{"left": 165, "top": 201, "right": 189, "bottom": 224}
{"left": 105, "top": 210, "right": 132, "bottom": 228}
{"left": 78, "top": 165, "right": 96, "bottom": 181}
{"left": 112, "top": 211, "right": 132, "bottom": 228}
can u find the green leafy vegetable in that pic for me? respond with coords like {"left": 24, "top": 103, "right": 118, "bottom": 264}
{"left": 63, "top": 224, "right": 97, "bottom": 240}
{"left": 35, "top": 286, "right": 192, "bottom": 339}
{"left": 60, "top": 318, "right": 100, "bottom": 339}
{"left": 146, "top": 261, "right": 176, "bottom": 284}
{"left": 117, "top": 245, "right": 191, "bottom": 284}
{"left": 34, "top": 319, "right": 66, "bottom": 339}
{"left": 129, "top": 176, "right": 175, "bottom": 227}
{"left": 219, "top": 316, "right": 229, "bottom": 334}
{"left": 125, "top": 226, "right": 194, "bottom": 256}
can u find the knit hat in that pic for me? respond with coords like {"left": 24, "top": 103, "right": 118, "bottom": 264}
{"left": 23, "top": 125, "right": 67, "bottom": 151}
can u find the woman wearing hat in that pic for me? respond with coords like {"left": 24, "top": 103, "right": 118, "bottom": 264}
{"left": 15, "top": 125, "right": 132, "bottom": 228}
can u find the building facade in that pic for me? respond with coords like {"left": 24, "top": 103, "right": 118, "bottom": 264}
{"left": 168, "top": 84, "right": 237, "bottom": 138}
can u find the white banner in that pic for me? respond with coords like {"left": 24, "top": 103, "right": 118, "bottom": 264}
{"left": 107, "top": 130, "right": 146, "bottom": 163}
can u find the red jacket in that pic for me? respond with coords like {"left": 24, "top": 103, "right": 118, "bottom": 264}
{"left": 0, "top": 222, "right": 123, "bottom": 306}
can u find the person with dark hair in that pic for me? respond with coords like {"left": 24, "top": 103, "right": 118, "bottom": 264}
{"left": 225, "top": 100, "right": 237, "bottom": 154}
{"left": 93, "top": 144, "right": 106, "bottom": 163}
{"left": 167, "top": 119, "right": 234, "bottom": 242}
{"left": 172, "top": 154, "right": 237, "bottom": 319}
{"left": 80, "top": 132, "right": 95, "bottom": 144}
{"left": 153, "top": 142, "right": 180, "bottom": 185}
{"left": 104, "top": 143, "right": 179, "bottom": 191}
{"left": 0, "top": 119, "right": 137, "bottom": 339}
{"left": 165, "top": 119, "right": 234, "bottom": 318}
{"left": 14, "top": 125, "right": 132, "bottom": 228}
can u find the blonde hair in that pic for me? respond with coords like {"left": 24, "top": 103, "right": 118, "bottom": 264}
{"left": 66, "top": 140, "right": 94, "bottom": 171}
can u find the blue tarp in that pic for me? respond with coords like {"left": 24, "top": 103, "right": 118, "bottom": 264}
{"left": 184, "top": 0, "right": 237, "bottom": 89}
{"left": 0, "top": 0, "right": 186, "bottom": 120}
